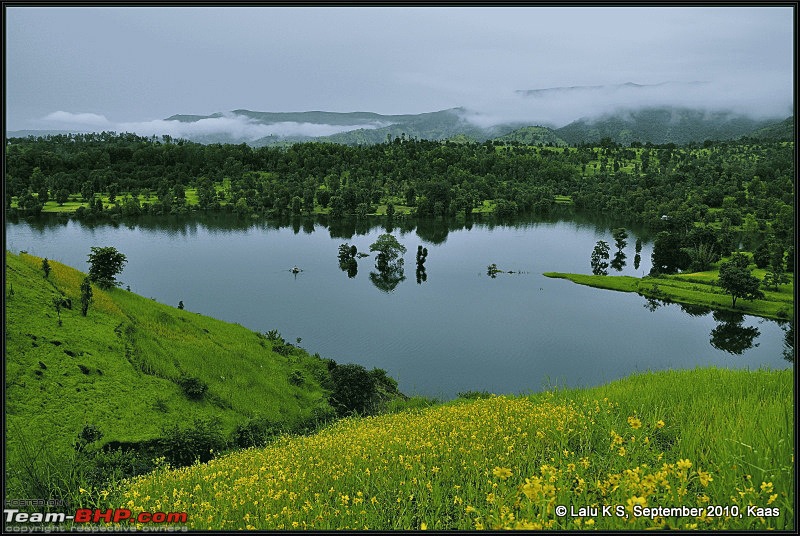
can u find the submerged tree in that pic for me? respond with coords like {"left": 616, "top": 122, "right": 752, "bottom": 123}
{"left": 369, "top": 234, "right": 407, "bottom": 292}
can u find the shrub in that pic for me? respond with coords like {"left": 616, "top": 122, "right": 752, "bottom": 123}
{"left": 177, "top": 376, "right": 208, "bottom": 400}
{"left": 232, "top": 418, "right": 284, "bottom": 449}
{"left": 158, "top": 417, "right": 226, "bottom": 467}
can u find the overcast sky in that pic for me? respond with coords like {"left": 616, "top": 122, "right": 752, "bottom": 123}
{"left": 5, "top": 5, "right": 795, "bottom": 135}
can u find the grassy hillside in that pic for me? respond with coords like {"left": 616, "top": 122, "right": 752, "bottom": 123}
{"left": 113, "top": 368, "right": 793, "bottom": 530}
{"left": 5, "top": 251, "right": 334, "bottom": 498}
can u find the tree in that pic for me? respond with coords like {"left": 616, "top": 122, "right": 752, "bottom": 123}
{"left": 590, "top": 240, "right": 610, "bottom": 276}
{"left": 87, "top": 247, "right": 128, "bottom": 290}
{"left": 650, "top": 231, "right": 690, "bottom": 274}
{"left": 369, "top": 234, "right": 407, "bottom": 292}
{"left": 329, "top": 363, "right": 379, "bottom": 417}
{"left": 55, "top": 189, "right": 70, "bottom": 206}
{"left": 369, "top": 234, "right": 407, "bottom": 266}
{"left": 41, "top": 258, "right": 51, "bottom": 279}
{"left": 80, "top": 276, "right": 93, "bottom": 316}
{"left": 717, "top": 256, "right": 764, "bottom": 308}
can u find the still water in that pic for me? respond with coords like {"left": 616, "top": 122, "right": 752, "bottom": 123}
{"left": 6, "top": 214, "right": 791, "bottom": 399}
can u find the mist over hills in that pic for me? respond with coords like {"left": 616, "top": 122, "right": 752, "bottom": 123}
{"left": 10, "top": 83, "right": 792, "bottom": 146}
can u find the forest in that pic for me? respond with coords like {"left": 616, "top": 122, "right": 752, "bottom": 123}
{"left": 5, "top": 132, "right": 795, "bottom": 274}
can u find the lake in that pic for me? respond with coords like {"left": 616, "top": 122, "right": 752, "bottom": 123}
{"left": 6, "top": 213, "right": 791, "bottom": 399}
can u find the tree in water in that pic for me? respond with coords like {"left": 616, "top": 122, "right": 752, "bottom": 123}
{"left": 590, "top": 241, "right": 610, "bottom": 276}
{"left": 416, "top": 245, "right": 428, "bottom": 284}
{"left": 369, "top": 234, "right": 407, "bottom": 292}
{"left": 337, "top": 243, "right": 358, "bottom": 278}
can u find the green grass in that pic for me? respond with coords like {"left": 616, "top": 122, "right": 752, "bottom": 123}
{"left": 5, "top": 251, "right": 332, "bottom": 499}
{"left": 112, "top": 368, "right": 793, "bottom": 530}
{"left": 543, "top": 265, "right": 794, "bottom": 321}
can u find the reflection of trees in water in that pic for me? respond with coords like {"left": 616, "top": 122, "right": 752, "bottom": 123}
{"left": 709, "top": 310, "right": 760, "bottom": 355}
{"left": 610, "top": 251, "right": 627, "bottom": 271}
{"left": 679, "top": 303, "right": 711, "bottom": 317}
{"left": 710, "top": 322, "right": 760, "bottom": 355}
{"left": 643, "top": 298, "right": 765, "bottom": 356}
{"left": 369, "top": 265, "right": 406, "bottom": 293}
{"left": 780, "top": 320, "right": 794, "bottom": 363}
{"left": 643, "top": 297, "right": 663, "bottom": 312}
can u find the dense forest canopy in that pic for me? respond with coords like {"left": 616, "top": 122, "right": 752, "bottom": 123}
{"left": 5, "top": 132, "right": 795, "bottom": 259}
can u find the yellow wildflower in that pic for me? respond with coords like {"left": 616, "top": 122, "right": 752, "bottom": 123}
{"left": 492, "top": 466, "right": 513, "bottom": 480}
{"left": 627, "top": 416, "right": 642, "bottom": 429}
{"left": 698, "top": 470, "right": 713, "bottom": 487}
{"left": 677, "top": 459, "right": 692, "bottom": 470}
{"left": 655, "top": 420, "right": 665, "bottom": 428}
{"left": 760, "top": 482, "right": 774, "bottom": 494}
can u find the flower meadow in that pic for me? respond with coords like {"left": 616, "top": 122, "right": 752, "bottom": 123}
{"left": 108, "top": 368, "right": 793, "bottom": 531}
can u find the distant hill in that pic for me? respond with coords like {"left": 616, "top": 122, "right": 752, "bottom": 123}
{"left": 554, "top": 107, "right": 779, "bottom": 145}
{"left": 492, "top": 125, "right": 567, "bottom": 146}
{"left": 746, "top": 116, "right": 794, "bottom": 141}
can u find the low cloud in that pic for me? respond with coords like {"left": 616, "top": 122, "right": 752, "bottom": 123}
{"left": 457, "top": 80, "right": 793, "bottom": 129}
{"left": 38, "top": 111, "right": 386, "bottom": 140}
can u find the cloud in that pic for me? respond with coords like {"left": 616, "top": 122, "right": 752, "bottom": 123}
{"left": 457, "top": 80, "right": 793, "bottom": 129}
{"left": 42, "top": 111, "right": 114, "bottom": 128}
{"left": 39, "top": 111, "right": 386, "bottom": 140}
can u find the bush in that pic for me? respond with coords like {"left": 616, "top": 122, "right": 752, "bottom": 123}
{"left": 329, "top": 363, "right": 378, "bottom": 417}
{"left": 177, "top": 376, "right": 208, "bottom": 400}
{"left": 158, "top": 417, "right": 226, "bottom": 467}
{"left": 289, "top": 370, "right": 305, "bottom": 386}
{"left": 232, "top": 418, "right": 284, "bottom": 449}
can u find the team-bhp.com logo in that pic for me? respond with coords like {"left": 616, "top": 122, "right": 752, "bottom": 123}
{"left": 5, "top": 508, "right": 188, "bottom": 531}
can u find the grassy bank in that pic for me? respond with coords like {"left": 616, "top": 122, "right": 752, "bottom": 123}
{"left": 5, "top": 251, "right": 333, "bottom": 500}
{"left": 111, "top": 367, "right": 793, "bottom": 530}
{"left": 543, "top": 266, "right": 794, "bottom": 321}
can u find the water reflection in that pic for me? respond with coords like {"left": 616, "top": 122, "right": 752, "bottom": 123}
{"left": 610, "top": 251, "right": 627, "bottom": 272}
{"left": 781, "top": 320, "right": 795, "bottom": 363}
{"left": 678, "top": 303, "right": 712, "bottom": 317}
{"left": 369, "top": 264, "right": 405, "bottom": 292}
{"left": 705, "top": 310, "right": 762, "bottom": 356}
{"left": 643, "top": 298, "right": 765, "bottom": 356}
{"left": 415, "top": 246, "right": 428, "bottom": 284}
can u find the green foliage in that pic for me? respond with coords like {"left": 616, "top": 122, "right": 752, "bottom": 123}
{"left": 80, "top": 276, "right": 93, "bottom": 316}
{"left": 158, "top": 417, "right": 227, "bottom": 467}
{"left": 717, "top": 257, "right": 765, "bottom": 308}
{"left": 590, "top": 240, "right": 610, "bottom": 276}
{"left": 611, "top": 228, "right": 628, "bottom": 251}
{"left": 87, "top": 246, "right": 127, "bottom": 290}
{"left": 41, "top": 257, "right": 51, "bottom": 278}
{"left": 369, "top": 234, "right": 407, "bottom": 265}
{"left": 5, "top": 251, "right": 335, "bottom": 502}
{"left": 651, "top": 231, "right": 690, "bottom": 274}
{"left": 177, "top": 376, "right": 209, "bottom": 401}
{"left": 232, "top": 417, "right": 284, "bottom": 449}
{"left": 544, "top": 267, "right": 792, "bottom": 321}
{"left": 330, "top": 363, "right": 390, "bottom": 416}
